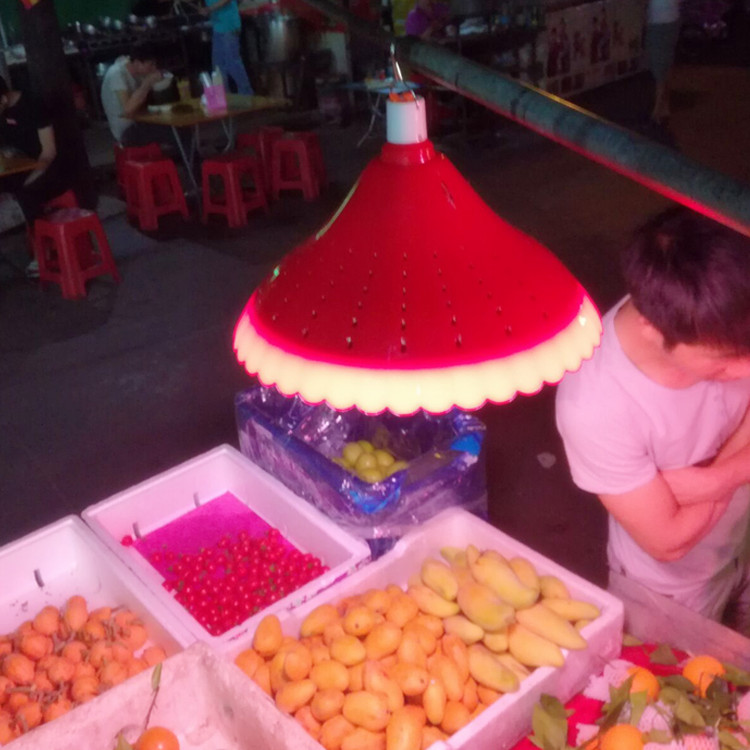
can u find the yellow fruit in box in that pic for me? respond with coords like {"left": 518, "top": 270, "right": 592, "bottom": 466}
{"left": 336, "top": 442, "right": 406, "bottom": 483}
{"left": 342, "top": 442, "right": 364, "bottom": 466}
{"left": 355, "top": 453, "right": 378, "bottom": 472}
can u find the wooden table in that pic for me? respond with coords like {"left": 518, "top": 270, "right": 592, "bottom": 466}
{"left": 131, "top": 95, "right": 289, "bottom": 195}
{"left": 0, "top": 155, "right": 39, "bottom": 179}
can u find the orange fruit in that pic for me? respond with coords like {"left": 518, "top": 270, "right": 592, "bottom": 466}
{"left": 682, "top": 655, "right": 725, "bottom": 697}
{"left": 626, "top": 666, "right": 660, "bottom": 702}
{"left": 600, "top": 724, "right": 644, "bottom": 750}
{"left": 135, "top": 727, "right": 180, "bottom": 750}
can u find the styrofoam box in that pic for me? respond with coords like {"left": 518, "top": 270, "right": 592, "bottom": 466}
{"left": 10, "top": 641, "right": 322, "bottom": 750}
{"left": 229, "top": 507, "right": 624, "bottom": 750}
{"left": 82, "top": 444, "right": 371, "bottom": 649}
{"left": 0, "top": 515, "right": 188, "bottom": 650}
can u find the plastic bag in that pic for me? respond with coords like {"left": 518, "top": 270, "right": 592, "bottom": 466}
{"left": 235, "top": 386, "right": 488, "bottom": 557}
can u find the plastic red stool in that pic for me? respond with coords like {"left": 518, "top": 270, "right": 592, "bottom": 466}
{"left": 297, "top": 131, "right": 327, "bottom": 191}
{"left": 123, "top": 157, "right": 189, "bottom": 231}
{"left": 270, "top": 134, "right": 320, "bottom": 201}
{"left": 34, "top": 208, "right": 120, "bottom": 300}
{"left": 114, "top": 143, "right": 163, "bottom": 195}
{"left": 26, "top": 190, "right": 80, "bottom": 256}
{"left": 201, "top": 153, "right": 269, "bottom": 227}
{"left": 237, "top": 126, "right": 284, "bottom": 194}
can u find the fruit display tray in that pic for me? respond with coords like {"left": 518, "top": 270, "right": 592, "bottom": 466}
{"left": 10, "top": 642, "right": 322, "bottom": 750}
{"left": 228, "top": 507, "right": 624, "bottom": 750}
{"left": 81, "top": 444, "right": 371, "bottom": 649}
{"left": 0, "top": 515, "right": 188, "bottom": 651}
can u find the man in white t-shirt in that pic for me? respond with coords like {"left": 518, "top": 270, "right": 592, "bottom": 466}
{"left": 556, "top": 208, "right": 750, "bottom": 632}
{"left": 101, "top": 41, "right": 172, "bottom": 147}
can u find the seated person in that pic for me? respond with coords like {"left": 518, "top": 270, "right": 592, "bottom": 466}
{"left": 100, "top": 40, "right": 178, "bottom": 149}
{"left": 0, "top": 78, "right": 72, "bottom": 226}
{"left": 405, "top": 0, "right": 450, "bottom": 39}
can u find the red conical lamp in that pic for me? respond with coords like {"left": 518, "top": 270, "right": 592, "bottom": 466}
{"left": 234, "top": 95, "right": 601, "bottom": 415}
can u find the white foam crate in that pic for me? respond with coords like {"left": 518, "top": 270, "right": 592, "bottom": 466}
{"left": 82, "top": 444, "right": 372, "bottom": 650}
{"left": 10, "top": 641, "right": 321, "bottom": 750}
{"left": 0, "top": 515, "right": 188, "bottom": 649}
{"left": 229, "top": 507, "right": 624, "bottom": 750}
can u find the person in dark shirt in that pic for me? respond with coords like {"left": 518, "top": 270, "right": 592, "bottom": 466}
{"left": 0, "top": 77, "right": 71, "bottom": 225}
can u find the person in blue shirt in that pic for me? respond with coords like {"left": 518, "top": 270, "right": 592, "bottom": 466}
{"left": 200, "top": 0, "right": 254, "bottom": 95}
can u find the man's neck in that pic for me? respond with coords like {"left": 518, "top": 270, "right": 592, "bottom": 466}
{"left": 614, "top": 299, "right": 697, "bottom": 389}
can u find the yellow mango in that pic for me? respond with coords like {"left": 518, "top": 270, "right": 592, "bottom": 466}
{"left": 427, "top": 654, "right": 463, "bottom": 702}
{"left": 342, "top": 728, "right": 386, "bottom": 750}
{"left": 390, "top": 662, "right": 431, "bottom": 697}
{"left": 342, "top": 691, "right": 391, "bottom": 732}
{"left": 301, "top": 604, "right": 341, "bottom": 638}
{"left": 331, "top": 635, "right": 367, "bottom": 667}
{"left": 344, "top": 606, "right": 378, "bottom": 638}
{"left": 311, "top": 660, "right": 350, "bottom": 691}
{"left": 439, "top": 634, "right": 469, "bottom": 683}
{"left": 252, "top": 614, "right": 283, "bottom": 658}
{"left": 365, "top": 622, "right": 403, "bottom": 661}
{"left": 295, "top": 705, "right": 322, "bottom": 741}
{"left": 440, "top": 701, "right": 471, "bottom": 734}
{"left": 386, "top": 594, "right": 419, "bottom": 628}
{"left": 467, "top": 644, "right": 519, "bottom": 693}
{"left": 363, "top": 660, "right": 404, "bottom": 712}
{"left": 275, "top": 678, "right": 317, "bottom": 714}
{"left": 311, "top": 688, "right": 347, "bottom": 722}
{"left": 386, "top": 706, "right": 426, "bottom": 750}
{"left": 422, "top": 678, "right": 447, "bottom": 726}
{"left": 420, "top": 559, "right": 459, "bottom": 601}
{"left": 362, "top": 589, "right": 392, "bottom": 614}
{"left": 320, "top": 714, "right": 356, "bottom": 750}
{"left": 397, "top": 632, "right": 427, "bottom": 668}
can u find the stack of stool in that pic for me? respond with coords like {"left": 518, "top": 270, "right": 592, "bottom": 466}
{"left": 201, "top": 153, "right": 269, "bottom": 227}
{"left": 122, "top": 156, "right": 188, "bottom": 231}
{"left": 114, "top": 143, "right": 163, "bottom": 196}
{"left": 236, "top": 126, "right": 284, "bottom": 194}
{"left": 34, "top": 208, "right": 120, "bottom": 300}
{"left": 270, "top": 131, "right": 327, "bottom": 201}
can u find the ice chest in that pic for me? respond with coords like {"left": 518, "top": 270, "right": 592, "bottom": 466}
{"left": 229, "top": 507, "right": 624, "bottom": 750}
{"left": 82, "top": 444, "right": 371, "bottom": 649}
{"left": 235, "top": 386, "right": 488, "bottom": 557}
{"left": 0, "top": 515, "right": 186, "bottom": 652}
{"left": 10, "top": 641, "right": 321, "bottom": 750}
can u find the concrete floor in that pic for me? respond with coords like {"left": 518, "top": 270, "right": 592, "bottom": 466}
{"left": 1, "top": 46, "right": 749, "bottom": 588}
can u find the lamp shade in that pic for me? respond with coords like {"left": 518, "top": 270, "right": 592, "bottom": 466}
{"left": 234, "top": 100, "right": 601, "bottom": 415}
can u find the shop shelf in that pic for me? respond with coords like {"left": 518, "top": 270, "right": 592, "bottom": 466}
{"left": 10, "top": 641, "right": 320, "bottom": 750}
{"left": 228, "top": 507, "right": 624, "bottom": 750}
{"left": 82, "top": 444, "right": 371, "bottom": 649}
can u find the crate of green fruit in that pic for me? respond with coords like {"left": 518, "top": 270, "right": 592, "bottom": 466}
{"left": 81, "top": 445, "right": 371, "bottom": 649}
{"left": 235, "top": 386, "right": 488, "bottom": 558}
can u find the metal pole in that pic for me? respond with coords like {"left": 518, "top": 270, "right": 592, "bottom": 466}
{"left": 296, "top": 0, "right": 750, "bottom": 237}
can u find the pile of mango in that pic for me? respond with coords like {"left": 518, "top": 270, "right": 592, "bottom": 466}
{"left": 333, "top": 441, "right": 408, "bottom": 484}
{"left": 234, "top": 543, "right": 601, "bottom": 750}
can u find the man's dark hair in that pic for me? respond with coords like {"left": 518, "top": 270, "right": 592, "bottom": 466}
{"left": 0, "top": 77, "right": 9, "bottom": 98}
{"left": 130, "top": 40, "right": 159, "bottom": 64}
{"left": 622, "top": 207, "right": 750, "bottom": 353}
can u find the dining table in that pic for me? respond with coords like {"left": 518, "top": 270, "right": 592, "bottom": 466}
{"left": 0, "top": 154, "right": 40, "bottom": 179}
{"left": 131, "top": 94, "right": 290, "bottom": 196}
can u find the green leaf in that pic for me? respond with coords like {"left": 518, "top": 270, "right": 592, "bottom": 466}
{"left": 540, "top": 695, "right": 570, "bottom": 721}
{"left": 673, "top": 696, "right": 706, "bottom": 728}
{"left": 660, "top": 676, "right": 696, "bottom": 694}
{"left": 116, "top": 733, "right": 134, "bottom": 750}
{"left": 629, "top": 690, "right": 648, "bottom": 727}
{"left": 529, "top": 700, "right": 570, "bottom": 750}
{"left": 151, "top": 662, "right": 162, "bottom": 692}
{"left": 649, "top": 643, "right": 678, "bottom": 665}
{"left": 723, "top": 665, "right": 750, "bottom": 688}
{"left": 622, "top": 633, "right": 643, "bottom": 647}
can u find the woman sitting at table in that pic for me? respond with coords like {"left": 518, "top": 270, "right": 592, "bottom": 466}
{"left": 405, "top": 0, "right": 450, "bottom": 39}
{"left": 0, "top": 77, "right": 72, "bottom": 226}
